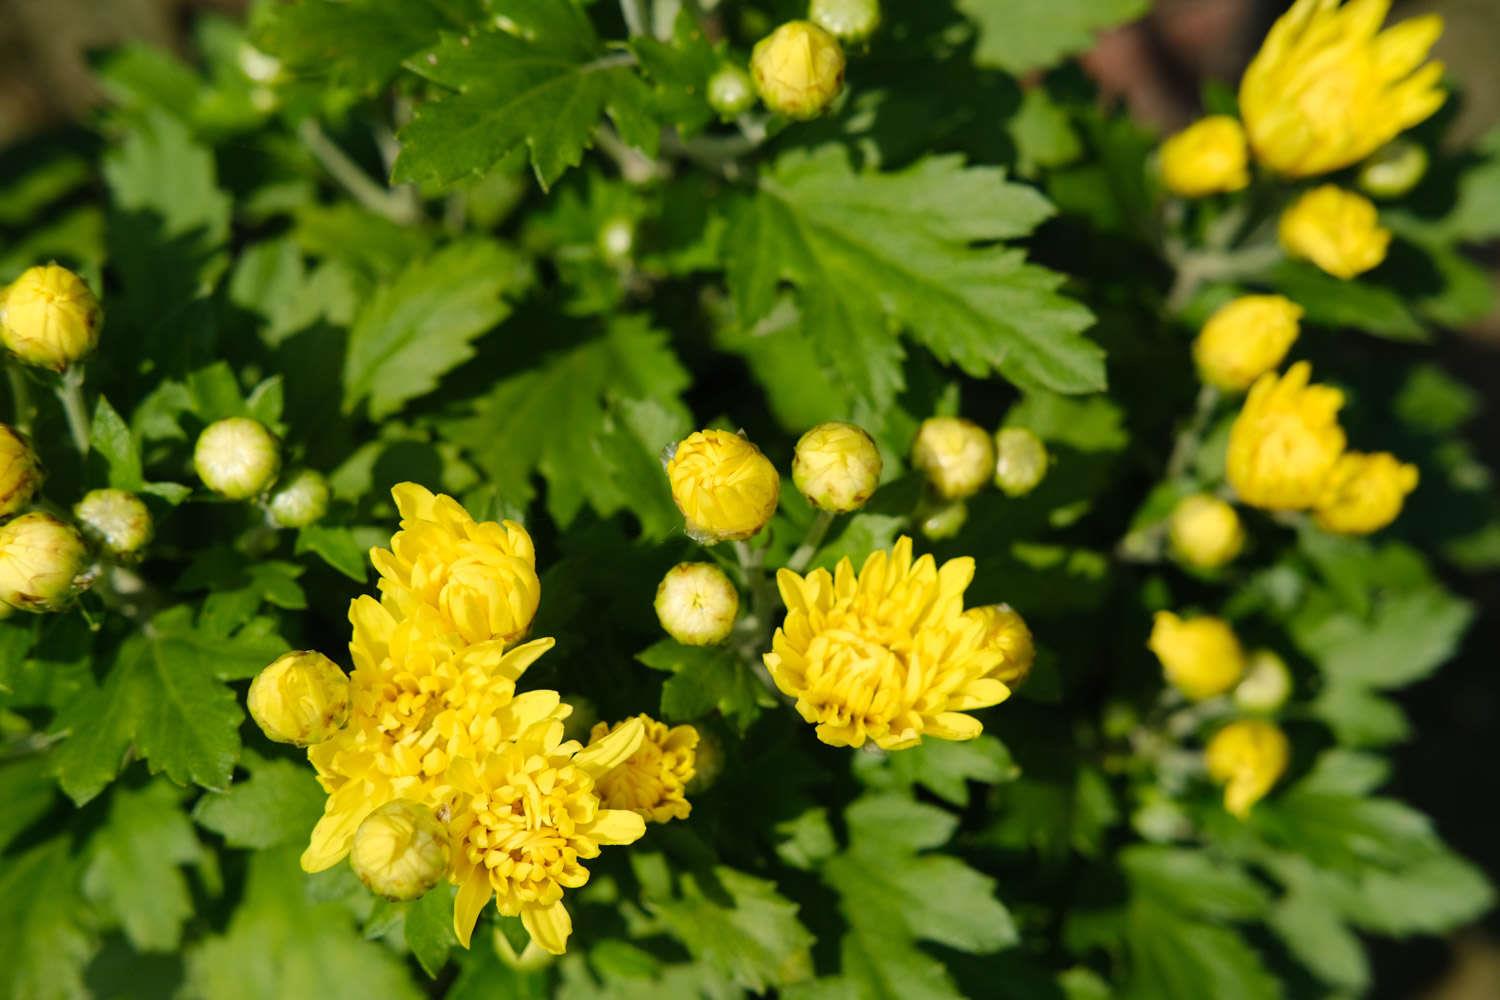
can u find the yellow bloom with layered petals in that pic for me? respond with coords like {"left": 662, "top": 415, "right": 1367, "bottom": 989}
{"left": 371, "top": 483, "right": 541, "bottom": 646}
{"left": 447, "top": 716, "right": 648, "bottom": 954}
{"left": 1148, "top": 611, "right": 1245, "bottom": 701}
{"left": 1227, "top": 362, "right": 1347, "bottom": 511}
{"left": 764, "top": 536, "right": 1011, "bottom": 750}
{"left": 666, "top": 429, "right": 781, "bottom": 543}
{"left": 1206, "top": 719, "right": 1290, "bottom": 817}
{"left": 1279, "top": 185, "right": 1390, "bottom": 279}
{"left": 965, "top": 604, "right": 1035, "bottom": 687}
{"left": 1159, "top": 116, "right": 1250, "bottom": 198}
{"left": 1193, "top": 295, "right": 1303, "bottom": 393}
{"left": 589, "top": 714, "right": 698, "bottom": 824}
{"left": 1314, "top": 451, "right": 1418, "bottom": 534}
{"left": 1240, "top": 0, "right": 1445, "bottom": 178}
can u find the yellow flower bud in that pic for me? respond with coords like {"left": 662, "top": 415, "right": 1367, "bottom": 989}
{"left": 590, "top": 715, "right": 698, "bottom": 824}
{"left": 0, "top": 264, "right": 102, "bottom": 371}
{"left": 966, "top": 603, "right": 1035, "bottom": 686}
{"left": 1192, "top": 295, "right": 1303, "bottom": 393}
{"left": 349, "top": 799, "right": 451, "bottom": 902}
{"left": 194, "top": 417, "right": 282, "bottom": 500}
{"left": 0, "top": 512, "right": 90, "bottom": 612}
{"left": 750, "top": 20, "right": 845, "bottom": 120}
{"left": 708, "top": 64, "right": 756, "bottom": 117}
{"left": 1148, "top": 611, "right": 1245, "bottom": 702}
{"left": 1234, "top": 649, "right": 1292, "bottom": 713}
{"left": 1227, "top": 362, "right": 1346, "bottom": 512}
{"left": 1205, "top": 719, "right": 1289, "bottom": 818}
{"left": 809, "top": 0, "right": 881, "bottom": 44}
{"left": 666, "top": 429, "right": 780, "bottom": 543}
{"left": 911, "top": 417, "right": 993, "bottom": 501}
{"left": 792, "top": 421, "right": 881, "bottom": 512}
{"left": 74, "top": 488, "right": 153, "bottom": 558}
{"left": 1279, "top": 185, "right": 1390, "bottom": 279}
{"left": 1313, "top": 451, "right": 1418, "bottom": 535}
{"left": 654, "top": 562, "right": 740, "bottom": 645}
{"left": 247, "top": 650, "right": 350, "bottom": 747}
{"left": 918, "top": 500, "right": 967, "bottom": 540}
{"left": 1358, "top": 140, "right": 1429, "bottom": 199}
{"left": 992, "top": 427, "right": 1049, "bottom": 497}
{"left": 0, "top": 424, "right": 42, "bottom": 518}
{"left": 1168, "top": 494, "right": 1245, "bottom": 570}
{"left": 1158, "top": 116, "right": 1250, "bottom": 198}
{"left": 267, "top": 469, "right": 330, "bottom": 528}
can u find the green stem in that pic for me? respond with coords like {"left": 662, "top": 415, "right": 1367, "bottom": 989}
{"left": 56, "top": 367, "right": 91, "bottom": 455}
{"left": 1165, "top": 384, "right": 1220, "bottom": 482}
{"left": 786, "top": 510, "right": 836, "bottom": 574}
{"left": 6, "top": 364, "right": 33, "bottom": 435}
{"left": 732, "top": 539, "right": 787, "bottom": 702}
{"left": 298, "top": 120, "right": 421, "bottom": 226}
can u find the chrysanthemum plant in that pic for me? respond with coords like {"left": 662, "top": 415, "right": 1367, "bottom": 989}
{"left": 0, "top": 0, "right": 1496, "bottom": 996}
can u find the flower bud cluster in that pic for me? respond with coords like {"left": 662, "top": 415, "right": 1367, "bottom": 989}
{"left": 907, "top": 416, "right": 1050, "bottom": 539}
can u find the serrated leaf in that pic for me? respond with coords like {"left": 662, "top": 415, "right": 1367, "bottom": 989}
{"left": 0, "top": 839, "right": 96, "bottom": 1000}
{"left": 406, "top": 884, "right": 459, "bottom": 978}
{"left": 1121, "top": 846, "right": 1269, "bottom": 921}
{"left": 193, "top": 754, "right": 326, "bottom": 850}
{"left": 90, "top": 395, "right": 144, "bottom": 490}
{"left": 853, "top": 734, "right": 1016, "bottom": 806}
{"left": 635, "top": 639, "right": 772, "bottom": 731}
{"left": 83, "top": 781, "right": 202, "bottom": 951}
{"left": 253, "top": 0, "right": 453, "bottom": 94}
{"left": 1266, "top": 259, "right": 1427, "bottom": 341}
{"left": 1122, "top": 898, "right": 1280, "bottom": 1000}
{"left": 959, "top": 0, "right": 1149, "bottom": 75}
{"left": 296, "top": 524, "right": 371, "bottom": 582}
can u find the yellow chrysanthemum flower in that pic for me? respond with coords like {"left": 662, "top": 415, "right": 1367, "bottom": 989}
{"left": 1279, "top": 185, "right": 1391, "bottom": 279}
{"left": 1159, "top": 116, "right": 1251, "bottom": 198}
{"left": 1148, "top": 611, "right": 1245, "bottom": 701}
{"left": 1205, "top": 719, "right": 1290, "bottom": 818}
{"left": 371, "top": 483, "right": 541, "bottom": 646}
{"left": 666, "top": 429, "right": 781, "bottom": 543}
{"left": 589, "top": 714, "right": 698, "bottom": 824}
{"left": 1168, "top": 494, "right": 1245, "bottom": 570}
{"left": 764, "top": 536, "right": 1011, "bottom": 750}
{"left": 1193, "top": 295, "right": 1303, "bottom": 393}
{"left": 1313, "top": 451, "right": 1418, "bottom": 535}
{"left": 1240, "top": 0, "right": 1445, "bottom": 178}
{"left": 447, "top": 716, "right": 647, "bottom": 954}
{"left": 1227, "top": 362, "right": 1347, "bottom": 511}
{"left": 965, "top": 603, "right": 1035, "bottom": 687}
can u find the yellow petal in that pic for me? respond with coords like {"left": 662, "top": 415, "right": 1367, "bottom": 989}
{"left": 574, "top": 717, "right": 645, "bottom": 778}
{"left": 925, "top": 711, "right": 984, "bottom": 741}
{"left": 587, "top": 809, "right": 647, "bottom": 846}
{"left": 494, "top": 636, "right": 556, "bottom": 681}
{"left": 452, "top": 869, "right": 493, "bottom": 948}
{"left": 391, "top": 481, "right": 437, "bottom": 521}
{"left": 522, "top": 899, "right": 574, "bottom": 955}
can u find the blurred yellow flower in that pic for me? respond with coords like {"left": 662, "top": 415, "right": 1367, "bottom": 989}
{"left": 911, "top": 417, "right": 993, "bottom": 501}
{"left": 589, "top": 714, "right": 698, "bottom": 824}
{"left": 1205, "top": 719, "right": 1290, "bottom": 817}
{"left": 0, "top": 263, "right": 101, "bottom": 370}
{"left": 1148, "top": 611, "right": 1246, "bottom": 701}
{"left": 1240, "top": 0, "right": 1445, "bottom": 177}
{"left": 750, "top": 20, "right": 845, "bottom": 119}
{"left": 666, "top": 429, "right": 780, "bottom": 543}
{"left": 1168, "top": 494, "right": 1245, "bottom": 570}
{"left": 1193, "top": 295, "right": 1303, "bottom": 393}
{"left": 765, "top": 536, "right": 1011, "bottom": 750}
{"left": 1159, "top": 116, "right": 1250, "bottom": 197}
{"left": 1279, "top": 185, "right": 1390, "bottom": 279}
{"left": 1227, "top": 362, "right": 1346, "bottom": 511}
{"left": 1314, "top": 451, "right": 1418, "bottom": 534}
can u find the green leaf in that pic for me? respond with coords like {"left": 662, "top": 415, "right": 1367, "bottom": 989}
{"left": 959, "top": 0, "right": 1149, "bottom": 75}
{"left": 193, "top": 754, "right": 326, "bottom": 850}
{"left": 296, "top": 524, "right": 371, "bottom": 582}
{"left": 0, "top": 757, "right": 56, "bottom": 853}
{"left": 90, "top": 395, "right": 144, "bottom": 490}
{"left": 1122, "top": 898, "right": 1280, "bottom": 1000}
{"left": 83, "top": 781, "right": 202, "bottom": 951}
{"left": 729, "top": 148, "right": 1099, "bottom": 406}
{"left": 1267, "top": 890, "right": 1369, "bottom": 992}
{"left": 853, "top": 734, "right": 1017, "bottom": 807}
{"left": 405, "top": 885, "right": 459, "bottom": 978}
{"left": 0, "top": 839, "right": 96, "bottom": 1000}
{"left": 253, "top": 0, "right": 453, "bottom": 94}
{"left": 1120, "top": 846, "right": 1270, "bottom": 921}
{"left": 1266, "top": 260, "right": 1427, "bottom": 341}
{"left": 343, "top": 239, "right": 526, "bottom": 419}
{"left": 630, "top": 12, "right": 719, "bottom": 135}
{"left": 636, "top": 639, "right": 773, "bottom": 731}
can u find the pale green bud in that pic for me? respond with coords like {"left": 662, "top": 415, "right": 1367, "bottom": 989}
{"left": 0, "top": 512, "right": 90, "bottom": 612}
{"left": 1358, "top": 140, "right": 1428, "bottom": 200}
{"left": 350, "top": 799, "right": 451, "bottom": 902}
{"left": 708, "top": 64, "right": 756, "bottom": 117}
{"left": 1234, "top": 649, "right": 1292, "bottom": 713}
{"left": 919, "top": 500, "right": 968, "bottom": 540}
{"left": 792, "top": 421, "right": 881, "bottom": 512}
{"left": 809, "top": 0, "right": 881, "bottom": 43}
{"left": 74, "top": 488, "right": 153, "bottom": 558}
{"left": 267, "top": 469, "right": 330, "bottom": 528}
{"left": 993, "top": 427, "right": 1049, "bottom": 497}
{"left": 194, "top": 417, "right": 281, "bottom": 500}
{"left": 655, "top": 562, "right": 740, "bottom": 646}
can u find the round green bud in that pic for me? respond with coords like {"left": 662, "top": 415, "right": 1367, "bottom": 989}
{"left": 597, "top": 216, "right": 635, "bottom": 264}
{"left": 267, "top": 469, "right": 330, "bottom": 528}
{"left": 0, "top": 264, "right": 102, "bottom": 371}
{"left": 919, "top": 500, "right": 968, "bottom": 540}
{"left": 74, "top": 488, "right": 153, "bottom": 558}
{"left": 655, "top": 562, "right": 740, "bottom": 646}
{"left": 993, "top": 427, "right": 1049, "bottom": 497}
{"left": 0, "top": 424, "right": 42, "bottom": 519}
{"left": 194, "top": 417, "right": 281, "bottom": 500}
{"left": 1233, "top": 649, "right": 1292, "bottom": 713}
{"left": 809, "top": 0, "right": 881, "bottom": 43}
{"left": 350, "top": 799, "right": 451, "bottom": 902}
{"left": 0, "top": 512, "right": 91, "bottom": 612}
{"left": 792, "top": 421, "right": 882, "bottom": 512}
{"left": 248, "top": 650, "right": 350, "bottom": 746}
{"left": 708, "top": 64, "right": 756, "bottom": 117}
{"left": 912, "top": 417, "right": 992, "bottom": 500}
{"left": 1358, "top": 140, "right": 1429, "bottom": 200}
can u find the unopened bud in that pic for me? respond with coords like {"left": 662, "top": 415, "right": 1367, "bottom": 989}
{"left": 912, "top": 417, "right": 993, "bottom": 500}
{"left": 0, "top": 512, "right": 90, "bottom": 612}
{"left": 750, "top": 21, "right": 845, "bottom": 120}
{"left": 267, "top": 469, "right": 329, "bottom": 528}
{"left": 655, "top": 562, "right": 740, "bottom": 646}
{"left": 992, "top": 427, "right": 1049, "bottom": 497}
{"left": 918, "top": 500, "right": 967, "bottom": 540}
{"left": 1234, "top": 649, "right": 1292, "bottom": 713}
{"left": 194, "top": 417, "right": 281, "bottom": 500}
{"left": 0, "top": 424, "right": 42, "bottom": 518}
{"left": 665, "top": 429, "right": 780, "bottom": 543}
{"left": 708, "top": 64, "right": 756, "bottom": 117}
{"left": 0, "top": 264, "right": 102, "bottom": 371}
{"left": 1168, "top": 494, "right": 1244, "bottom": 570}
{"left": 967, "top": 603, "right": 1035, "bottom": 686}
{"left": 809, "top": 0, "right": 881, "bottom": 43}
{"left": 247, "top": 650, "right": 349, "bottom": 746}
{"left": 792, "top": 421, "right": 881, "bottom": 512}
{"left": 350, "top": 799, "right": 451, "bottom": 902}
{"left": 74, "top": 488, "right": 152, "bottom": 558}
{"left": 597, "top": 216, "right": 635, "bottom": 264}
{"left": 1358, "top": 140, "right": 1428, "bottom": 200}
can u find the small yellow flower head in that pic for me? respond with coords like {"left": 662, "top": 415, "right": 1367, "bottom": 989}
{"left": 193, "top": 417, "right": 281, "bottom": 500}
{"left": 793, "top": 421, "right": 882, "bottom": 512}
{"left": 750, "top": 20, "right": 846, "bottom": 120}
{"left": 589, "top": 715, "right": 698, "bottom": 824}
{"left": 74, "top": 488, "right": 153, "bottom": 558}
{"left": 1227, "top": 362, "right": 1347, "bottom": 511}
{"left": 654, "top": 562, "right": 739, "bottom": 646}
{"left": 267, "top": 469, "right": 330, "bottom": 528}
{"left": 1158, "top": 116, "right": 1251, "bottom": 198}
{"left": 1358, "top": 140, "right": 1429, "bottom": 199}
{"left": 918, "top": 500, "right": 968, "bottom": 540}
{"left": 447, "top": 717, "right": 648, "bottom": 954}
{"left": 1279, "top": 185, "right": 1391, "bottom": 279}
{"left": 1193, "top": 295, "right": 1303, "bottom": 393}
{"left": 0, "top": 512, "right": 90, "bottom": 612}
{"left": 911, "top": 417, "right": 994, "bottom": 501}
{"left": 1148, "top": 611, "right": 1246, "bottom": 702}
{"left": 666, "top": 430, "right": 780, "bottom": 543}
{"left": 708, "top": 64, "right": 756, "bottom": 117}
{"left": 1234, "top": 649, "right": 1293, "bottom": 713}
{"left": 993, "top": 427, "right": 1049, "bottom": 498}
{"left": 1240, "top": 0, "right": 1445, "bottom": 178}
{"left": 765, "top": 536, "right": 1012, "bottom": 750}
{"left": 1313, "top": 451, "right": 1418, "bottom": 535}
{"left": 809, "top": 0, "right": 881, "bottom": 44}
{"left": 1205, "top": 719, "right": 1290, "bottom": 818}
{"left": 1168, "top": 494, "right": 1245, "bottom": 570}
{"left": 371, "top": 483, "right": 541, "bottom": 646}
{"left": 350, "top": 799, "right": 451, "bottom": 902}
{"left": 247, "top": 650, "right": 350, "bottom": 747}
{"left": 0, "top": 424, "right": 42, "bottom": 519}
{"left": 965, "top": 603, "right": 1035, "bottom": 686}
{"left": 0, "top": 264, "right": 102, "bottom": 370}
